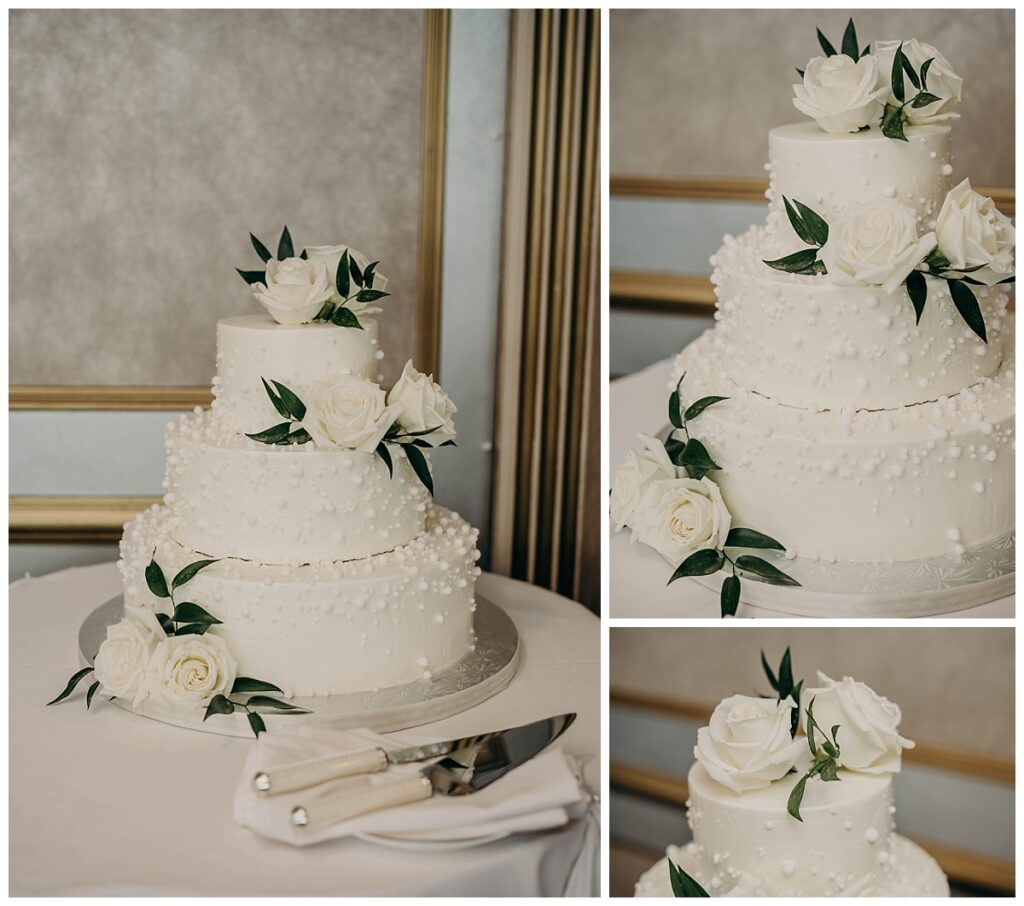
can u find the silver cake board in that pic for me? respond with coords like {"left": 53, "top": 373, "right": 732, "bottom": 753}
{"left": 690, "top": 533, "right": 1014, "bottom": 617}
{"left": 79, "top": 595, "right": 520, "bottom": 737}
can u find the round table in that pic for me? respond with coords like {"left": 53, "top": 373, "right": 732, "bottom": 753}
{"left": 610, "top": 358, "right": 1015, "bottom": 619}
{"left": 10, "top": 563, "right": 600, "bottom": 896}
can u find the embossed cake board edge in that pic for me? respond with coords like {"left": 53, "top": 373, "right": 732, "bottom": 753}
{"left": 78, "top": 595, "right": 520, "bottom": 737}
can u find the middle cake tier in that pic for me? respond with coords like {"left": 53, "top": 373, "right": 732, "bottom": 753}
{"left": 165, "top": 409, "right": 429, "bottom": 563}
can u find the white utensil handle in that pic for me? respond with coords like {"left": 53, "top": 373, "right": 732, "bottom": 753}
{"left": 292, "top": 776, "right": 433, "bottom": 829}
{"left": 254, "top": 748, "right": 388, "bottom": 795}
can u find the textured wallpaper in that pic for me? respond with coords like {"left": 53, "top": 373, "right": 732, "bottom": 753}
{"left": 611, "top": 9, "right": 1014, "bottom": 186}
{"left": 610, "top": 627, "right": 1014, "bottom": 757}
{"left": 11, "top": 9, "right": 426, "bottom": 386}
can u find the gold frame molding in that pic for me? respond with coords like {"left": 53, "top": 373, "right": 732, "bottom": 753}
{"left": 10, "top": 386, "right": 211, "bottom": 411}
{"left": 610, "top": 175, "right": 1016, "bottom": 215}
{"left": 610, "top": 271, "right": 714, "bottom": 313}
{"left": 10, "top": 496, "right": 159, "bottom": 542}
{"left": 610, "top": 760, "right": 1014, "bottom": 893}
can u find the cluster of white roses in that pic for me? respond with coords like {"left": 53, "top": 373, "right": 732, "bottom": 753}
{"left": 93, "top": 612, "right": 238, "bottom": 710}
{"left": 794, "top": 38, "right": 962, "bottom": 135}
{"left": 695, "top": 673, "right": 914, "bottom": 794}
{"left": 610, "top": 434, "right": 732, "bottom": 564}
{"left": 253, "top": 244, "right": 387, "bottom": 326}
{"left": 300, "top": 360, "right": 457, "bottom": 454}
{"left": 817, "top": 179, "right": 1015, "bottom": 295}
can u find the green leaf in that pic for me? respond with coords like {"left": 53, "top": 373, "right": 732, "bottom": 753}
{"left": 881, "top": 104, "right": 908, "bottom": 142}
{"left": 173, "top": 622, "right": 211, "bottom": 636}
{"left": 667, "top": 548, "right": 725, "bottom": 584}
{"left": 778, "top": 647, "right": 794, "bottom": 697}
{"left": 232, "top": 677, "right": 284, "bottom": 694}
{"left": 171, "top": 559, "right": 219, "bottom": 590}
{"left": 901, "top": 53, "right": 920, "bottom": 89}
{"left": 948, "top": 279, "right": 988, "bottom": 343}
{"left": 761, "top": 650, "right": 779, "bottom": 691}
{"left": 248, "top": 711, "right": 267, "bottom": 737}
{"left": 203, "top": 694, "right": 235, "bottom": 721}
{"left": 724, "top": 527, "right": 785, "bottom": 551}
{"left": 336, "top": 250, "right": 351, "bottom": 298}
{"left": 821, "top": 739, "right": 838, "bottom": 759}
{"left": 787, "top": 773, "right": 808, "bottom": 822}
{"left": 47, "top": 666, "right": 94, "bottom": 705}
{"left": 720, "top": 575, "right": 740, "bottom": 618}
{"left": 790, "top": 680, "right": 804, "bottom": 737}
{"left": 861, "top": 44, "right": 870, "bottom": 59}
{"left": 795, "top": 67, "right": 805, "bottom": 78}
{"left": 891, "top": 42, "right": 905, "bottom": 102}
{"left": 911, "top": 91, "right": 941, "bottom": 109}
{"left": 250, "top": 233, "right": 272, "bottom": 263}
{"left": 820, "top": 759, "right": 840, "bottom": 782}
{"left": 235, "top": 268, "right": 266, "bottom": 285}
{"left": 763, "top": 248, "right": 825, "bottom": 275}
{"left": 155, "top": 612, "right": 173, "bottom": 635}
{"left": 920, "top": 57, "right": 934, "bottom": 89}
{"left": 356, "top": 288, "right": 390, "bottom": 303}
{"left": 246, "top": 422, "right": 293, "bottom": 444}
{"left": 300, "top": 249, "right": 308, "bottom": 260}
{"left": 905, "top": 270, "right": 927, "bottom": 324}
{"left": 277, "top": 225, "right": 294, "bottom": 261}
{"left": 331, "top": 306, "right": 363, "bottom": 329}
{"left": 262, "top": 377, "right": 290, "bottom": 419}
{"left": 783, "top": 196, "right": 815, "bottom": 246}
{"left": 404, "top": 444, "right": 434, "bottom": 495}
{"left": 735, "top": 555, "right": 801, "bottom": 587}
{"left": 668, "top": 858, "right": 711, "bottom": 897}
{"left": 840, "top": 18, "right": 858, "bottom": 60}
{"left": 349, "top": 252, "right": 364, "bottom": 288}
{"left": 145, "top": 559, "right": 170, "bottom": 598}
{"left": 831, "top": 724, "right": 841, "bottom": 747}
{"left": 314, "top": 300, "right": 336, "bottom": 322}
{"left": 376, "top": 441, "right": 394, "bottom": 478}
{"left": 668, "top": 374, "right": 685, "bottom": 430}
{"left": 683, "top": 396, "right": 729, "bottom": 422}
{"left": 924, "top": 248, "right": 950, "bottom": 271}
{"left": 792, "top": 200, "right": 829, "bottom": 247}
{"left": 246, "top": 695, "right": 306, "bottom": 711}
{"left": 274, "top": 427, "right": 312, "bottom": 446}
{"left": 271, "top": 381, "right": 306, "bottom": 421}
{"left": 171, "top": 601, "right": 222, "bottom": 624}
{"left": 86, "top": 680, "right": 100, "bottom": 710}
{"left": 363, "top": 261, "right": 379, "bottom": 288}
{"left": 680, "top": 438, "right": 721, "bottom": 478}
{"left": 816, "top": 27, "right": 836, "bottom": 57}
{"left": 664, "top": 436, "right": 686, "bottom": 467}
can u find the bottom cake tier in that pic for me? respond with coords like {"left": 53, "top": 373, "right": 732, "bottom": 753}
{"left": 634, "top": 764, "right": 949, "bottom": 897}
{"left": 118, "top": 504, "right": 481, "bottom": 697}
{"left": 669, "top": 327, "right": 1015, "bottom": 562}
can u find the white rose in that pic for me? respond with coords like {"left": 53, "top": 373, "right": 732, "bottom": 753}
{"left": 792, "top": 54, "right": 889, "bottom": 134}
{"left": 632, "top": 477, "right": 732, "bottom": 564}
{"left": 803, "top": 672, "right": 914, "bottom": 774}
{"left": 818, "top": 198, "right": 936, "bottom": 293}
{"left": 93, "top": 612, "right": 162, "bottom": 706}
{"left": 935, "top": 179, "right": 1015, "bottom": 286}
{"left": 610, "top": 435, "right": 677, "bottom": 533}
{"left": 305, "top": 244, "right": 389, "bottom": 316}
{"left": 695, "top": 695, "right": 807, "bottom": 793}
{"left": 253, "top": 257, "right": 334, "bottom": 325}
{"left": 146, "top": 633, "right": 237, "bottom": 708}
{"left": 873, "top": 39, "right": 962, "bottom": 124}
{"left": 387, "top": 360, "right": 457, "bottom": 446}
{"left": 302, "top": 374, "right": 400, "bottom": 452}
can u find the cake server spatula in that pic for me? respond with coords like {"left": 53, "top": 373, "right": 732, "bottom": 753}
{"left": 253, "top": 712, "right": 576, "bottom": 796}
{"left": 287, "top": 712, "right": 576, "bottom": 829}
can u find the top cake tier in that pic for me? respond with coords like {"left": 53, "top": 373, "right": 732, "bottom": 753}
{"left": 768, "top": 122, "right": 952, "bottom": 226}
{"left": 211, "top": 315, "right": 383, "bottom": 435}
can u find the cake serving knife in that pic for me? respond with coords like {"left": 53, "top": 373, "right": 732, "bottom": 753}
{"left": 276, "top": 712, "right": 576, "bottom": 830}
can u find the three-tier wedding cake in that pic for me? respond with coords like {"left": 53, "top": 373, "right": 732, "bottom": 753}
{"left": 634, "top": 650, "right": 949, "bottom": 897}
{"left": 611, "top": 22, "right": 1014, "bottom": 613}
{"left": 52, "top": 231, "right": 483, "bottom": 725}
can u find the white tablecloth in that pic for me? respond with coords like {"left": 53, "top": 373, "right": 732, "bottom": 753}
{"left": 10, "top": 563, "right": 600, "bottom": 896}
{"left": 610, "top": 358, "right": 1015, "bottom": 619}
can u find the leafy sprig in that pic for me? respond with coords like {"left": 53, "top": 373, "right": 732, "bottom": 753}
{"left": 787, "top": 697, "right": 842, "bottom": 822}
{"left": 668, "top": 858, "right": 710, "bottom": 897}
{"left": 204, "top": 677, "right": 310, "bottom": 738}
{"left": 799, "top": 19, "right": 869, "bottom": 76}
{"left": 763, "top": 198, "right": 829, "bottom": 275}
{"left": 664, "top": 376, "right": 799, "bottom": 616}
{"left": 881, "top": 43, "right": 943, "bottom": 143}
{"left": 761, "top": 646, "right": 803, "bottom": 737}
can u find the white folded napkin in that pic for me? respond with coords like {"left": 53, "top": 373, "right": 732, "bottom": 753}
{"left": 234, "top": 725, "right": 585, "bottom": 847}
